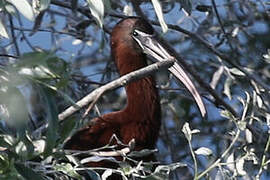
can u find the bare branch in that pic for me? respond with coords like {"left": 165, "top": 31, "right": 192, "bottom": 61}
{"left": 58, "top": 59, "right": 175, "bottom": 121}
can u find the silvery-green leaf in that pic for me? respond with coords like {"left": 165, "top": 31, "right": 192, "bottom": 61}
{"left": 39, "top": 0, "right": 51, "bottom": 11}
{"left": 230, "top": 68, "right": 245, "bottom": 76}
{"left": 123, "top": 4, "right": 133, "bottom": 16}
{"left": 7, "top": 0, "right": 35, "bottom": 21}
{"left": 65, "top": 155, "right": 79, "bottom": 166}
{"left": 87, "top": 0, "right": 104, "bottom": 28}
{"left": 226, "top": 153, "right": 235, "bottom": 173}
{"left": 0, "top": 19, "right": 8, "bottom": 38}
{"left": 210, "top": 66, "right": 224, "bottom": 89}
{"left": 72, "top": 39, "right": 82, "bottom": 45}
{"left": 238, "top": 121, "right": 246, "bottom": 131}
{"left": 245, "top": 129, "right": 252, "bottom": 143}
{"left": 151, "top": 0, "right": 168, "bottom": 33}
{"left": 54, "top": 163, "right": 83, "bottom": 180}
{"left": 191, "top": 129, "right": 200, "bottom": 134}
{"left": 236, "top": 157, "right": 247, "bottom": 176}
{"left": 232, "top": 27, "right": 239, "bottom": 37}
{"left": 102, "top": 169, "right": 113, "bottom": 179}
{"left": 5, "top": 4, "right": 17, "bottom": 16}
{"left": 182, "top": 122, "right": 192, "bottom": 141}
{"left": 33, "top": 139, "right": 46, "bottom": 154}
{"left": 32, "top": 0, "right": 50, "bottom": 13}
{"left": 256, "top": 94, "right": 263, "bottom": 108}
{"left": 223, "top": 77, "right": 233, "bottom": 100}
{"left": 194, "top": 147, "right": 213, "bottom": 156}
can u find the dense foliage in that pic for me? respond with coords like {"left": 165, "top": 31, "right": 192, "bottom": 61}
{"left": 0, "top": 0, "right": 269, "bottom": 179}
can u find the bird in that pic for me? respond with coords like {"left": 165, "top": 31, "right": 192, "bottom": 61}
{"left": 64, "top": 16, "right": 206, "bottom": 175}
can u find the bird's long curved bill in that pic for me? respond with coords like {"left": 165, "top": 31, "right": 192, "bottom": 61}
{"left": 133, "top": 30, "right": 206, "bottom": 117}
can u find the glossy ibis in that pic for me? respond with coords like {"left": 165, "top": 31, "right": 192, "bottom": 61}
{"left": 64, "top": 17, "right": 206, "bottom": 169}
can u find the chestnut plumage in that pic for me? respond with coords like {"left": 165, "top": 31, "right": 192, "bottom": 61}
{"left": 64, "top": 17, "right": 206, "bottom": 169}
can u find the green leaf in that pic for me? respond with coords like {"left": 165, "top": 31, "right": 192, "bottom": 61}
{"left": 148, "top": 163, "right": 186, "bottom": 179}
{"left": 0, "top": 87, "right": 29, "bottom": 129}
{"left": 54, "top": 163, "right": 83, "bottom": 180}
{"left": 14, "top": 163, "right": 46, "bottom": 180}
{"left": 86, "top": 0, "right": 104, "bottom": 28}
{"left": 59, "top": 117, "right": 76, "bottom": 142}
{"left": 151, "top": 0, "right": 168, "bottom": 33}
{"left": 43, "top": 89, "right": 59, "bottom": 156}
{"left": 220, "top": 110, "right": 235, "bottom": 120}
{"left": 7, "top": 0, "right": 35, "bottom": 21}
{"left": 15, "top": 51, "right": 69, "bottom": 81}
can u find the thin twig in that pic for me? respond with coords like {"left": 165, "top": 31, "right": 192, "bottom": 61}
{"left": 197, "top": 128, "right": 241, "bottom": 179}
{"left": 151, "top": 21, "right": 270, "bottom": 92}
{"left": 51, "top": 0, "right": 270, "bottom": 92}
{"left": 33, "top": 58, "right": 175, "bottom": 136}
{"left": 8, "top": 14, "right": 20, "bottom": 56}
{"left": 211, "top": 0, "right": 234, "bottom": 51}
{"left": 256, "top": 134, "right": 270, "bottom": 179}
{"left": 0, "top": 54, "right": 19, "bottom": 59}
{"left": 187, "top": 137, "right": 198, "bottom": 180}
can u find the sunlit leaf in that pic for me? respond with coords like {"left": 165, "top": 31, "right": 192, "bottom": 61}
{"left": 239, "top": 92, "right": 250, "bottom": 121}
{"left": 151, "top": 163, "right": 186, "bottom": 179}
{"left": 38, "top": 0, "right": 51, "bottom": 11}
{"left": 33, "top": 139, "right": 46, "bottom": 154}
{"left": 210, "top": 66, "right": 224, "bottom": 89}
{"left": 151, "top": 0, "right": 168, "bottom": 33}
{"left": 238, "top": 121, "right": 246, "bottom": 131}
{"left": 195, "top": 147, "right": 213, "bottom": 156}
{"left": 72, "top": 39, "right": 82, "bottom": 45}
{"left": 0, "top": 19, "right": 9, "bottom": 38}
{"left": 245, "top": 129, "right": 252, "bottom": 143}
{"left": 263, "top": 49, "right": 270, "bottom": 63}
{"left": 182, "top": 122, "right": 192, "bottom": 141}
{"left": 86, "top": 0, "right": 104, "bottom": 28}
{"left": 191, "top": 129, "right": 200, "bottom": 134}
{"left": 65, "top": 155, "right": 79, "bottom": 166}
{"left": 223, "top": 77, "right": 233, "bottom": 100}
{"left": 7, "top": 0, "right": 35, "bottom": 21}
{"left": 226, "top": 153, "right": 235, "bottom": 173}
{"left": 236, "top": 157, "right": 246, "bottom": 176}
{"left": 81, "top": 156, "right": 118, "bottom": 164}
{"left": 230, "top": 68, "right": 245, "bottom": 76}
{"left": 102, "top": 169, "right": 113, "bottom": 179}
{"left": 4, "top": 4, "right": 17, "bottom": 16}
{"left": 123, "top": 4, "right": 133, "bottom": 16}
{"left": 256, "top": 94, "right": 263, "bottom": 108}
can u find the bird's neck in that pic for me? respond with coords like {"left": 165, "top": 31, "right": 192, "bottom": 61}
{"left": 124, "top": 77, "right": 160, "bottom": 115}
{"left": 113, "top": 47, "right": 161, "bottom": 117}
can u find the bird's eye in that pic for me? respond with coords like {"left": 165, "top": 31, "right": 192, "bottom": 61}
{"left": 132, "top": 31, "right": 138, "bottom": 36}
